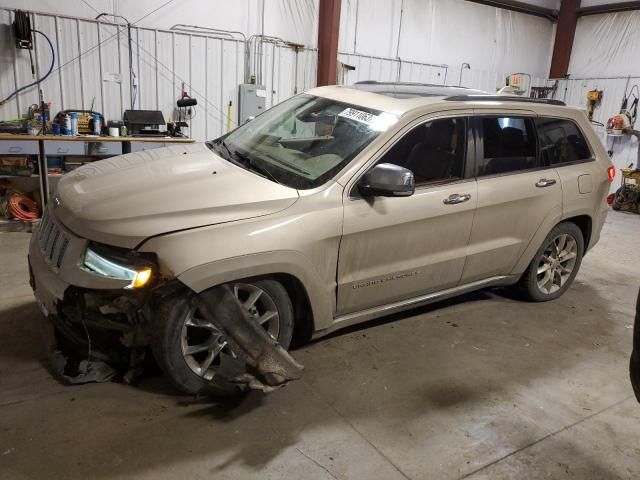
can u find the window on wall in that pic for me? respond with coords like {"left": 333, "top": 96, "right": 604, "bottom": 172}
{"left": 379, "top": 118, "right": 467, "bottom": 186}
{"left": 535, "top": 118, "right": 592, "bottom": 166}
{"left": 479, "top": 117, "right": 537, "bottom": 176}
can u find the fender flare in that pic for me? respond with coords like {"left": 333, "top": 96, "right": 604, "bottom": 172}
{"left": 510, "top": 208, "right": 563, "bottom": 276}
{"left": 177, "top": 250, "right": 335, "bottom": 331}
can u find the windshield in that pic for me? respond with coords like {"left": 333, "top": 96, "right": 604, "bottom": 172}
{"left": 207, "top": 94, "right": 398, "bottom": 189}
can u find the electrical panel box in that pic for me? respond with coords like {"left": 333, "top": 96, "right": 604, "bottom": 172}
{"left": 238, "top": 84, "right": 267, "bottom": 125}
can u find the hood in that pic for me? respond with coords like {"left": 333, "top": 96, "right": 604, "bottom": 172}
{"left": 54, "top": 143, "right": 299, "bottom": 249}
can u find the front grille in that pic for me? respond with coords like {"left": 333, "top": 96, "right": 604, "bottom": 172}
{"left": 38, "top": 209, "right": 69, "bottom": 270}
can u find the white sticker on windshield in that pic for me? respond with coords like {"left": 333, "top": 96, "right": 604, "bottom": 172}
{"left": 339, "top": 108, "right": 376, "bottom": 125}
{"left": 339, "top": 108, "right": 399, "bottom": 132}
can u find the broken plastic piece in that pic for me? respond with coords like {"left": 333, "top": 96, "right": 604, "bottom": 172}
{"left": 197, "top": 284, "right": 304, "bottom": 392}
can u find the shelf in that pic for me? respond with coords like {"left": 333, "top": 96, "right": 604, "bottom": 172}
{"left": 0, "top": 173, "right": 63, "bottom": 179}
{"left": 0, "top": 218, "right": 38, "bottom": 233}
{"left": 0, "top": 175, "right": 37, "bottom": 179}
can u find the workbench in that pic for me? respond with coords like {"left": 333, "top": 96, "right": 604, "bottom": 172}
{"left": 0, "top": 134, "right": 195, "bottom": 231}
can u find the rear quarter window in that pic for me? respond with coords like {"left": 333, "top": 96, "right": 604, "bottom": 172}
{"left": 535, "top": 117, "right": 592, "bottom": 166}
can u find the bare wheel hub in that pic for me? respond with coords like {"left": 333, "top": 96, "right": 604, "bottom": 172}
{"left": 536, "top": 233, "right": 578, "bottom": 295}
{"left": 180, "top": 283, "right": 280, "bottom": 381}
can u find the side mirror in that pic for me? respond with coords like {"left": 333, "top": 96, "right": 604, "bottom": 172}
{"left": 358, "top": 163, "right": 415, "bottom": 198}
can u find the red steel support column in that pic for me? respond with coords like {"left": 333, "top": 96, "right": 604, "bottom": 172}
{"left": 549, "top": 0, "right": 580, "bottom": 78}
{"left": 317, "top": 0, "right": 342, "bottom": 86}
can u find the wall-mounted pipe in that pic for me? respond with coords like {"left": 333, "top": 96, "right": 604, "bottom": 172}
{"left": 170, "top": 24, "right": 246, "bottom": 41}
{"left": 246, "top": 34, "right": 295, "bottom": 84}
{"left": 395, "top": 0, "right": 404, "bottom": 59}
{"left": 458, "top": 63, "right": 471, "bottom": 87}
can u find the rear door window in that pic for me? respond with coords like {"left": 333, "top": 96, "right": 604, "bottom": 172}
{"left": 535, "top": 117, "right": 592, "bottom": 166}
{"left": 478, "top": 117, "right": 537, "bottom": 176}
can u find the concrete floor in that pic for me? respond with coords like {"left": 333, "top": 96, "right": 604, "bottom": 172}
{"left": 0, "top": 211, "right": 639, "bottom": 480}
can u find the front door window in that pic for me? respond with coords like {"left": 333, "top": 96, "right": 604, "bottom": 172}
{"left": 379, "top": 118, "right": 467, "bottom": 186}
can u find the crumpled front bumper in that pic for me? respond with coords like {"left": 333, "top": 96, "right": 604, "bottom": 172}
{"left": 631, "top": 288, "right": 640, "bottom": 402}
{"left": 29, "top": 206, "right": 134, "bottom": 315}
{"left": 29, "top": 208, "right": 152, "bottom": 376}
{"left": 28, "top": 231, "right": 71, "bottom": 316}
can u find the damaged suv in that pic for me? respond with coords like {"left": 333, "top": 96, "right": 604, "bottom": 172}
{"left": 29, "top": 81, "right": 613, "bottom": 395}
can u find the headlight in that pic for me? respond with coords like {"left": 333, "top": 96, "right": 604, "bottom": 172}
{"left": 83, "top": 245, "right": 154, "bottom": 289}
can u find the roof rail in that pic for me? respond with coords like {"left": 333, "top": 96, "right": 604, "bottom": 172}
{"left": 355, "top": 80, "right": 472, "bottom": 89}
{"left": 444, "top": 95, "right": 566, "bottom": 106}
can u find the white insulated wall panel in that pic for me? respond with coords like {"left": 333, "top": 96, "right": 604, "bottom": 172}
{"left": 136, "top": 28, "right": 158, "bottom": 111}
{"left": 77, "top": 19, "right": 102, "bottom": 112}
{"left": 154, "top": 31, "right": 175, "bottom": 123}
{"left": 339, "top": 0, "right": 555, "bottom": 88}
{"left": 0, "top": 9, "right": 17, "bottom": 119}
{"left": 56, "top": 17, "right": 84, "bottom": 111}
{"left": 188, "top": 35, "right": 207, "bottom": 141}
{"left": 205, "top": 38, "right": 223, "bottom": 139}
{"left": 338, "top": 53, "right": 448, "bottom": 86}
{"left": 220, "top": 39, "right": 241, "bottom": 133}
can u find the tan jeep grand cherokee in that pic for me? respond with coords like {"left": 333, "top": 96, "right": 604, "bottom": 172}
{"left": 29, "top": 82, "right": 614, "bottom": 395}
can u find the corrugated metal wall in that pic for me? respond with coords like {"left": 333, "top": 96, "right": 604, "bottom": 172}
{"left": 0, "top": 8, "right": 318, "bottom": 141}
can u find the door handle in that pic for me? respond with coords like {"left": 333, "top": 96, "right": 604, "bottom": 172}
{"left": 443, "top": 193, "right": 472, "bottom": 205}
{"left": 536, "top": 178, "right": 557, "bottom": 188}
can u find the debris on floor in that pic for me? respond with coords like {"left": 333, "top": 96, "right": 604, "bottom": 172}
{"left": 49, "top": 350, "right": 117, "bottom": 385}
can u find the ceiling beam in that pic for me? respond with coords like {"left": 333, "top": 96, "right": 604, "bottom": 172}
{"left": 317, "top": 0, "right": 342, "bottom": 86}
{"left": 465, "top": 0, "right": 559, "bottom": 21}
{"left": 549, "top": 0, "right": 581, "bottom": 78}
{"left": 577, "top": 1, "right": 640, "bottom": 16}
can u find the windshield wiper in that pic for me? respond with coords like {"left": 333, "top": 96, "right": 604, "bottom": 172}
{"left": 212, "top": 140, "right": 282, "bottom": 185}
{"left": 216, "top": 139, "right": 234, "bottom": 160}
{"left": 229, "top": 146, "right": 282, "bottom": 185}
{"left": 208, "top": 139, "right": 234, "bottom": 163}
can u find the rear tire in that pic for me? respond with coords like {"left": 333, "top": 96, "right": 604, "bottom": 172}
{"left": 152, "top": 279, "right": 294, "bottom": 396}
{"left": 516, "top": 222, "right": 584, "bottom": 302}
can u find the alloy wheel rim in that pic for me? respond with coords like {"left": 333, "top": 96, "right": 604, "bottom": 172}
{"left": 180, "top": 283, "right": 280, "bottom": 381}
{"left": 536, "top": 234, "right": 578, "bottom": 295}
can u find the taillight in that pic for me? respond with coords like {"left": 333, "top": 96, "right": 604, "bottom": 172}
{"left": 607, "top": 166, "right": 616, "bottom": 182}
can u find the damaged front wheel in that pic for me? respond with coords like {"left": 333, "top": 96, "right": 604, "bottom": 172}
{"left": 152, "top": 279, "right": 294, "bottom": 396}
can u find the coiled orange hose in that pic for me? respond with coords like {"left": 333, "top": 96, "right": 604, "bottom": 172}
{"left": 7, "top": 193, "right": 39, "bottom": 221}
